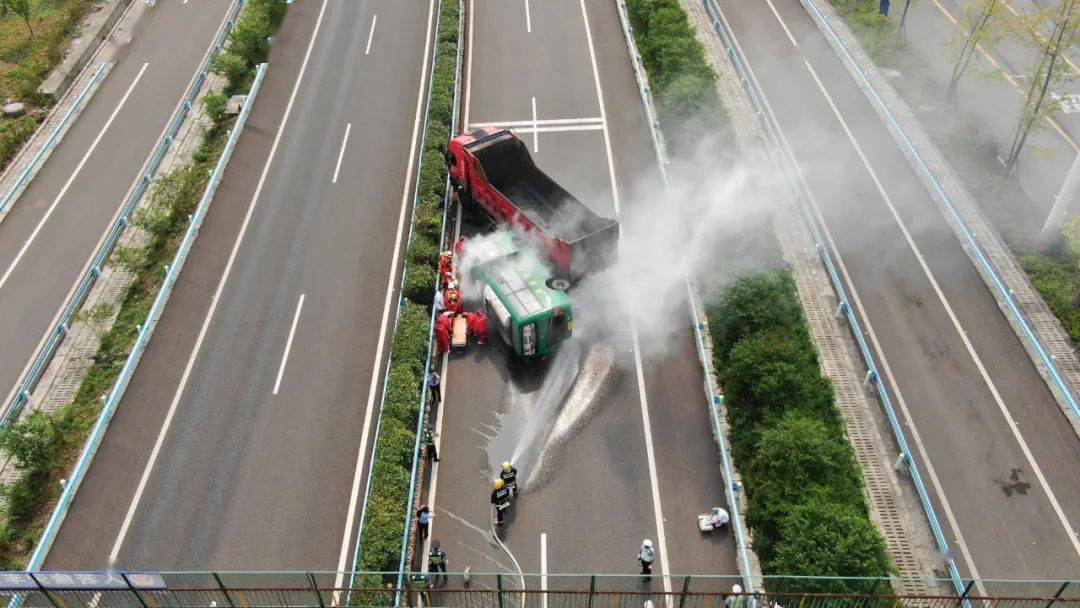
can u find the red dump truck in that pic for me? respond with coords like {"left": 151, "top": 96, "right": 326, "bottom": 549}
{"left": 445, "top": 128, "right": 619, "bottom": 288}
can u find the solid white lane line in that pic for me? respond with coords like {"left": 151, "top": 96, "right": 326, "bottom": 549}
{"left": 525, "top": 0, "right": 532, "bottom": 32}
{"left": 510, "top": 125, "right": 604, "bottom": 134}
{"left": 0, "top": 63, "right": 149, "bottom": 293}
{"left": 803, "top": 56, "right": 1080, "bottom": 560}
{"left": 578, "top": 0, "right": 671, "bottom": 594}
{"left": 108, "top": 0, "right": 333, "bottom": 564}
{"left": 719, "top": 9, "right": 984, "bottom": 584}
{"left": 332, "top": 123, "right": 352, "bottom": 184}
{"left": 469, "top": 117, "right": 603, "bottom": 128}
{"left": 763, "top": 0, "right": 798, "bottom": 47}
{"left": 531, "top": 97, "right": 539, "bottom": 153}
{"left": 578, "top": 0, "right": 620, "bottom": 215}
{"left": 463, "top": 0, "right": 474, "bottom": 132}
{"left": 333, "top": 0, "right": 438, "bottom": 590}
{"left": 540, "top": 532, "right": 548, "bottom": 608}
{"left": 272, "top": 294, "right": 305, "bottom": 395}
{"left": 365, "top": 14, "right": 378, "bottom": 55}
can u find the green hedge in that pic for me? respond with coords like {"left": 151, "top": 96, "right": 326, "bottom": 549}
{"left": 707, "top": 270, "right": 893, "bottom": 593}
{"left": 624, "top": 0, "right": 726, "bottom": 155}
{"left": 1020, "top": 246, "right": 1080, "bottom": 345}
{"left": 0, "top": 0, "right": 284, "bottom": 569}
{"left": 354, "top": 0, "right": 460, "bottom": 577}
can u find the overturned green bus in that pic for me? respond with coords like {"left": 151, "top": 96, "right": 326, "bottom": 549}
{"left": 469, "top": 233, "right": 573, "bottom": 359}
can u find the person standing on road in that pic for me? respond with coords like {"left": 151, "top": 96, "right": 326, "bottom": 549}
{"left": 638, "top": 539, "right": 655, "bottom": 576}
{"left": 416, "top": 505, "right": 432, "bottom": 541}
{"left": 499, "top": 461, "right": 518, "bottom": 496}
{"left": 427, "top": 370, "right": 442, "bottom": 406}
{"left": 425, "top": 425, "right": 440, "bottom": 462}
{"left": 428, "top": 540, "right": 448, "bottom": 575}
{"left": 491, "top": 478, "right": 511, "bottom": 526}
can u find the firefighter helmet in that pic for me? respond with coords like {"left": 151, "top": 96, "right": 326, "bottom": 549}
{"left": 493, "top": 478, "right": 505, "bottom": 490}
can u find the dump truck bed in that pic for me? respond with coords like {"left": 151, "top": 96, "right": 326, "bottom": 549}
{"left": 466, "top": 131, "right": 616, "bottom": 242}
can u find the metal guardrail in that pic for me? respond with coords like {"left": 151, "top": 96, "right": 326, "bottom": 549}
{"left": 21, "top": 63, "right": 267, "bottom": 573}
{"left": 0, "top": 63, "right": 111, "bottom": 218}
{"left": 697, "top": 0, "right": 966, "bottom": 597}
{"left": 798, "top": 0, "right": 1080, "bottom": 427}
{"left": 345, "top": 0, "right": 461, "bottom": 599}
{"left": 612, "top": 0, "right": 755, "bottom": 593}
{"left": 0, "top": 0, "right": 246, "bottom": 431}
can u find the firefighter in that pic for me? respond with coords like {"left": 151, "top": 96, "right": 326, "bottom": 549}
{"left": 500, "top": 461, "right": 519, "bottom": 496}
{"left": 435, "top": 312, "right": 454, "bottom": 354}
{"left": 466, "top": 311, "right": 489, "bottom": 344}
{"left": 443, "top": 283, "right": 462, "bottom": 315}
{"left": 491, "top": 478, "right": 511, "bottom": 526}
{"left": 438, "top": 250, "right": 454, "bottom": 281}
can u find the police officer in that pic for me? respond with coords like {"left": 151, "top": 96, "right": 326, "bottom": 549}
{"left": 491, "top": 478, "right": 511, "bottom": 526}
{"left": 638, "top": 539, "right": 656, "bottom": 576}
{"left": 500, "top": 461, "right": 519, "bottom": 496}
{"left": 424, "top": 425, "right": 440, "bottom": 462}
{"left": 428, "top": 540, "right": 447, "bottom": 574}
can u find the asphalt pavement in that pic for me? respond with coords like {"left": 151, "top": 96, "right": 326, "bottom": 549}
{"left": 0, "top": 0, "right": 236, "bottom": 410}
{"left": 713, "top": 0, "right": 1080, "bottom": 580}
{"left": 421, "top": 0, "right": 739, "bottom": 588}
{"left": 45, "top": 0, "right": 438, "bottom": 572}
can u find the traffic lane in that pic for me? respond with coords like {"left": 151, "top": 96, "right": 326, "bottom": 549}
{"left": 0, "top": 0, "right": 235, "bottom": 403}
{"left": 113, "top": 0, "right": 434, "bottom": 569}
{"left": 43, "top": 0, "right": 324, "bottom": 569}
{"left": 531, "top": 130, "right": 615, "bottom": 221}
{"left": 583, "top": 0, "right": 739, "bottom": 575}
{"left": 717, "top": 0, "right": 1080, "bottom": 578}
{"left": 467, "top": 0, "right": 604, "bottom": 129}
{"left": 777, "top": 0, "right": 1080, "bottom": 538}
{"left": 643, "top": 326, "right": 739, "bottom": 576}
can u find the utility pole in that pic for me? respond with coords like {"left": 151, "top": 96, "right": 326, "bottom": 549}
{"left": 1042, "top": 150, "right": 1080, "bottom": 238}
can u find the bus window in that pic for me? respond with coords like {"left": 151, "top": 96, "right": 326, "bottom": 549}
{"left": 548, "top": 308, "right": 569, "bottom": 346}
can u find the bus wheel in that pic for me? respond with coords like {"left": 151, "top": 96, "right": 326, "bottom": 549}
{"left": 546, "top": 277, "right": 571, "bottom": 291}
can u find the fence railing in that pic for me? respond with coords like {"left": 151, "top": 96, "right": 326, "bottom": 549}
{"left": 0, "top": 62, "right": 112, "bottom": 218}
{"left": 0, "top": 0, "right": 246, "bottom": 431}
{"left": 698, "top": 0, "right": 966, "bottom": 596}
{"left": 23, "top": 63, "right": 268, "bottom": 573}
{"left": 0, "top": 572, "right": 1074, "bottom": 608}
{"left": 612, "top": 0, "right": 755, "bottom": 592}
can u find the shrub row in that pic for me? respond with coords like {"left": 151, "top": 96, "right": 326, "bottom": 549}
{"left": 828, "top": 0, "right": 908, "bottom": 69}
{"left": 0, "top": 0, "right": 283, "bottom": 569}
{"left": 211, "top": 0, "right": 286, "bottom": 94}
{"left": 707, "top": 270, "right": 893, "bottom": 593}
{"left": 623, "top": 0, "right": 726, "bottom": 155}
{"left": 1020, "top": 245, "right": 1080, "bottom": 345}
{"left": 0, "top": 0, "right": 96, "bottom": 170}
{"left": 354, "top": 0, "right": 460, "bottom": 578}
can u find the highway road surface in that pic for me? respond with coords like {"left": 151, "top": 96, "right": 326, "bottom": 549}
{"left": 712, "top": 0, "right": 1080, "bottom": 581}
{"left": 0, "top": 0, "right": 237, "bottom": 413}
{"left": 419, "top": 0, "right": 739, "bottom": 589}
{"left": 45, "top": 0, "right": 437, "bottom": 574}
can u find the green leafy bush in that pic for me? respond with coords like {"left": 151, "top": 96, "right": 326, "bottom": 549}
{"left": 624, "top": 0, "right": 725, "bottom": 154}
{"left": 1020, "top": 248, "right": 1080, "bottom": 345}
{"left": 355, "top": 0, "right": 459, "bottom": 576}
{"left": 708, "top": 271, "right": 893, "bottom": 589}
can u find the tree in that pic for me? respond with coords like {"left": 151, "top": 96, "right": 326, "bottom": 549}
{"left": 707, "top": 270, "right": 805, "bottom": 360}
{"left": 1004, "top": 0, "right": 1080, "bottom": 172}
{"left": 946, "top": 0, "right": 1005, "bottom": 100}
{"left": 898, "top": 0, "right": 919, "bottom": 33}
{"left": 9, "top": 0, "right": 33, "bottom": 39}
{"left": 768, "top": 496, "right": 893, "bottom": 593}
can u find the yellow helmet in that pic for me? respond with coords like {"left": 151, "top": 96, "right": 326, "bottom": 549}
{"left": 493, "top": 478, "right": 505, "bottom": 490}
{"left": 502, "top": 461, "right": 512, "bottom": 472}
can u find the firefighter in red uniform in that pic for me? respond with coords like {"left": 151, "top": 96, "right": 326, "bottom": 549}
{"left": 435, "top": 311, "right": 454, "bottom": 354}
{"left": 443, "top": 283, "right": 463, "bottom": 315}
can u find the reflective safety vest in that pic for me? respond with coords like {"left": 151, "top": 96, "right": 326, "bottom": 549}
{"left": 424, "top": 429, "right": 435, "bottom": 444}
{"left": 639, "top": 547, "right": 655, "bottom": 563}
{"left": 491, "top": 486, "right": 511, "bottom": 508}
{"left": 411, "top": 573, "right": 429, "bottom": 589}
{"left": 500, "top": 468, "right": 518, "bottom": 487}
{"left": 428, "top": 549, "right": 445, "bottom": 565}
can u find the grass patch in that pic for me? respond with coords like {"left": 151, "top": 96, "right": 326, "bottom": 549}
{"left": 1020, "top": 245, "right": 1080, "bottom": 345}
{"left": 707, "top": 270, "right": 894, "bottom": 593}
{"left": 0, "top": 0, "right": 283, "bottom": 569}
{"left": 827, "top": 0, "right": 913, "bottom": 70}
{"left": 353, "top": 0, "right": 459, "bottom": 579}
{"left": 0, "top": 0, "right": 97, "bottom": 170}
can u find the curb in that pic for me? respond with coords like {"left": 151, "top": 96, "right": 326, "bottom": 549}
{"left": 797, "top": 0, "right": 1080, "bottom": 442}
{"left": 39, "top": 0, "right": 133, "bottom": 101}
